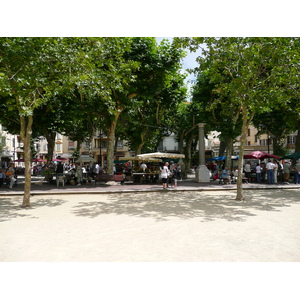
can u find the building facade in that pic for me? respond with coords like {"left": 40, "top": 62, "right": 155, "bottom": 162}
{"left": 1, "top": 123, "right": 298, "bottom": 167}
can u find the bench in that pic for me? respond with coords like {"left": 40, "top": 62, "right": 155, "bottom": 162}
{"left": 31, "top": 176, "right": 46, "bottom": 185}
{"left": 95, "top": 174, "right": 125, "bottom": 184}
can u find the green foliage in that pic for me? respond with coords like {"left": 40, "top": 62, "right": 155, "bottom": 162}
{"left": 119, "top": 38, "right": 187, "bottom": 154}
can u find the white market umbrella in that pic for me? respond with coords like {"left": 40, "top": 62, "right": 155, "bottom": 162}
{"left": 119, "top": 156, "right": 162, "bottom": 162}
{"left": 137, "top": 152, "right": 185, "bottom": 159}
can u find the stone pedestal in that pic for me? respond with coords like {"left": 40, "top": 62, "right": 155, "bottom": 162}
{"left": 195, "top": 165, "right": 211, "bottom": 183}
{"left": 195, "top": 123, "right": 210, "bottom": 183}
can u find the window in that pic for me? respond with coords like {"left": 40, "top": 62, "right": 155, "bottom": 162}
{"left": 56, "top": 133, "right": 62, "bottom": 140}
{"left": 1, "top": 137, "right": 5, "bottom": 146}
{"left": 248, "top": 129, "right": 250, "bottom": 136}
{"left": 117, "top": 140, "right": 123, "bottom": 148}
{"left": 68, "top": 141, "right": 75, "bottom": 150}
{"left": 248, "top": 141, "right": 251, "bottom": 146}
{"left": 56, "top": 144, "right": 61, "bottom": 151}
{"left": 287, "top": 136, "right": 296, "bottom": 144}
{"left": 101, "top": 140, "right": 107, "bottom": 148}
{"left": 259, "top": 139, "right": 266, "bottom": 146}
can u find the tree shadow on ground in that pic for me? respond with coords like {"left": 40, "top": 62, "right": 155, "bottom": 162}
{"left": 72, "top": 189, "right": 300, "bottom": 222}
{"left": 0, "top": 197, "right": 66, "bottom": 222}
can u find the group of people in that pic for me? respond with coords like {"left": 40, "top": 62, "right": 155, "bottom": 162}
{"left": 212, "top": 159, "right": 300, "bottom": 185}
{"left": 55, "top": 162, "right": 104, "bottom": 186}
{"left": 0, "top": 163, "right": 16, "bottom": 189}
{"left": 244, "top": 160, "right": 300, "bottom": 184}
{"left": 160, "top": 161, "right": 182, "bottom": 189}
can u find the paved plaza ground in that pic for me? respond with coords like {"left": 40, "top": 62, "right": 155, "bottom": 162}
{"left": 1, "top": 177, "right": 300, "bottom": 262}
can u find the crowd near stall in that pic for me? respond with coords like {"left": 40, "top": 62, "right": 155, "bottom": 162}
{"left": 206, "top": 151, "right": 300, "bottom": 185}
{"left": 1, "top": 150, "right": 300, "bottom": 189}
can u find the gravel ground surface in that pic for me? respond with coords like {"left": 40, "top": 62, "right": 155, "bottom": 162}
{"left": 1, "top": 187, "right": 299, "bottom": 262}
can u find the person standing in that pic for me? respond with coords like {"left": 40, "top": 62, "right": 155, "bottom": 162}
{"left": 294, "top": 160, "right": 300, "bottom": 184}
{"left": 273, "top": 160, "right": 279, "bottom": 184}
{"left": 244, "top": 162, "right": 251, "bottom": 182}
{"left": 176, "top": 164, "right": 182, "bottom": 180}
{"left": 266, "top": 160, "right": 276, "bottom": 184}
{"left": 283, "top": 161, "right": 290, "bottom": 184}
{"left": 75, "top": 163, "right": 83, "bottom": 186}
{"left": 169, "top": 165, "right": 178, "bottom": 188}
{"left": 140, "top": 162, "right": 147, "bottom": 172}
{"left": 7, "top": 163, "right": 16, "bottom": 189}
{"left": 0, "top": 168, "right": 3, "bottom": 187}
{"left": 160, "top": 162, "right": 169, "bottom": 189}
{"left": 93, "top": 163, "right": 100, "bottom": 179}
{"left": 56, "top": 162, "right": 64, "bottom": 175}
{"left": 255, "top": 163, "right": 262, "bottom": 183}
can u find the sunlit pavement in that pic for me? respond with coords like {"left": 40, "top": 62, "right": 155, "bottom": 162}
{"left": 1, "top": 181, "right": 299, "bottom": 262}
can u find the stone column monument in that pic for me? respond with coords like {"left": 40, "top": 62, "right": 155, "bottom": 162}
{"left": 195, "top": 123, "right": 211, "bottom": 183}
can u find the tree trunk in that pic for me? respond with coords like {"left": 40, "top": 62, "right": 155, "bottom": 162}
{"left": 295, "top": 120, "right": 300, "bottom": 153}
{"left": 20, "top": 115, "right": 33, "bottom": 207}
{"left": 225, "top": 137, "right": 233, "bottom": 170}
{"left": 185, "top": 134, "right": 194, "bottom": 175}
{"left": 135, "top": 131, "right": 146, "bottom": 156}
{"left": 45, "top": 131, "right": 56, "bottom": 163}
{"left": 135, "top": 143, "right": 144, "bottom": 156}
{"left": 179, "top": 132, "right": 185, "bottom": 153}
{"left": 236, "top": 104, "right": 254, "bottom": 201}
{"left": 106, "top": 109, "right": 122, "bottom": 175}
{"left": 218, "top": 140, "right": 227, "bottom": 157}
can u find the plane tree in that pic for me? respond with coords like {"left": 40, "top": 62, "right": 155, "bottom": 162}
{"left": 0, "top": 37, "right": 134, "bottom": 206}
{"left": 101, "top": 37, "right": 186, "bottom": 174}
{"left": 0, "top": 37, "right": 72, "bottom": 206}
{"left": 175, "top": 37, "right": 300, "bottom": 200}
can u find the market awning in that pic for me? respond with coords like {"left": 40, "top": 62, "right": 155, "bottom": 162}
{"left": 206, "top": 156, "right": 239, "bottom": 161}
{"left": 280, "top": 152, "right": 300, "bottom": 160}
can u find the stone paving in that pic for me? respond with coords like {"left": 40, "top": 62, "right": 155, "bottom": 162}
{"left": 1, "top": 174, "right": 299, "bottom": 196}
{"left": 0, "top": 175, "right": 299, "bottom": 262}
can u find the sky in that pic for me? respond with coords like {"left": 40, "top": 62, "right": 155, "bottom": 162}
{"left": 156, "top": 37, "right": 203, "bottom": 98}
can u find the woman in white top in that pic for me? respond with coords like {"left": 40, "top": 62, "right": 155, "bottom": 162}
{"left": 160, "top": 162, "right": 169, "bottom": 189}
